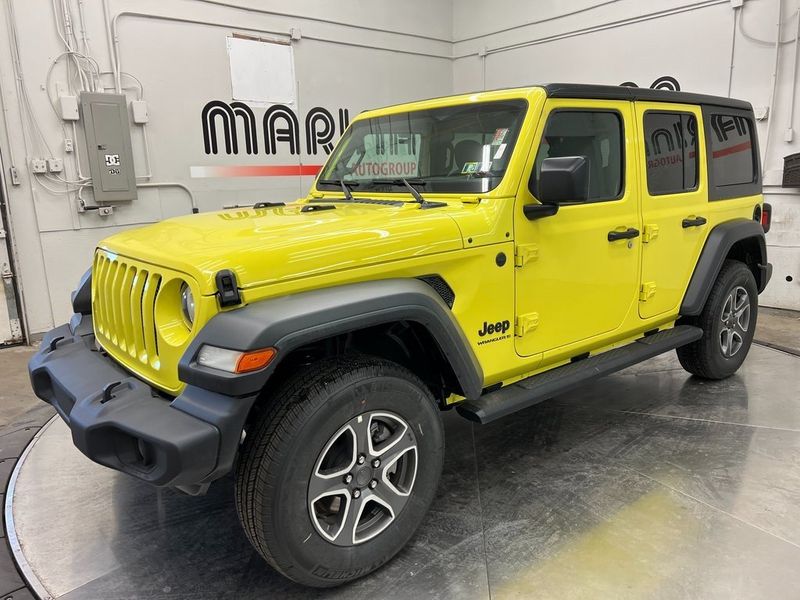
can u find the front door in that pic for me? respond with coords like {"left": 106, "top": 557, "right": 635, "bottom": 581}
{"left": 635, "top": 102, "right": 709, "bottom": 319}
{"left": 514, "top": 99, "right": 641, "bottom": 359}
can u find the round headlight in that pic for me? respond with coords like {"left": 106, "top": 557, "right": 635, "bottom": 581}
{"left": 180, "top": 282, "right": 195, "bottom": 326}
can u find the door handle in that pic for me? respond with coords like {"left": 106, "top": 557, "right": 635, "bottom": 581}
{"left": 607, "top": 227, "right": 640, "bottom": 242}
{"left": 682, "top": 216, "right": 707, "bottom": 228}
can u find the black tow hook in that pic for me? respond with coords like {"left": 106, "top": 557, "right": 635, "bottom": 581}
{"left": 101, "top": 381, "right": 123, "bottom": 404}
{"left": 49, "top": 336, "right": 65, "bottom": 352}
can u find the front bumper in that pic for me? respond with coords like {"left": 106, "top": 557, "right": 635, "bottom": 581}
{"left": 28, "top": 316, "right": 257, "bottom": 488}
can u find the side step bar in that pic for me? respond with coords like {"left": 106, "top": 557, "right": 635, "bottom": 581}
{"left": 456, "top": 325, "right": 703, "bottom": 424}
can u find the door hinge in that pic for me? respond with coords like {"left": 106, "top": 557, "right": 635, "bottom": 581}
{"left": 514, "top": 244, "right": 539, "bottom": 267}
{"left": 640, "top": 282, "right": 657, "bottom": 302}
{"left": 515, "top": 312, "right": 539, "bottom": 337}
{"left": 642, "top": 224, "right": 659, "bottom": 243}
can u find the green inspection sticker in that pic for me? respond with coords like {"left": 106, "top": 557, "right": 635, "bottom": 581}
{"left": 462, "top": 161, "right": 480, "bottom": 174}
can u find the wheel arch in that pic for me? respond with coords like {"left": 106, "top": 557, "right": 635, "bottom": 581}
{"left": 680, "top": 219, "right": 770, "bottom": 317}
{"left": 178, "top": 278, "right": 484, "bottom": 402}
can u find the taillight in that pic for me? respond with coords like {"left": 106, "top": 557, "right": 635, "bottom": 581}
{"left": 761, "top": 203, "right": 772, "bottom": 233}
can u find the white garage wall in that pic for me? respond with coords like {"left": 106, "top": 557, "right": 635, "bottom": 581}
{"left": 453, "top": 0, "right": 800, "bottom": 310}
{"left": 0, "top": 0, "right": 797, "bottom": 341}
{"left": 0, "top": 0, "right": 454, "bottom": 337}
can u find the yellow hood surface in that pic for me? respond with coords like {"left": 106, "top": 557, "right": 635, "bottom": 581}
{"left": 99, "top": 201, "right": 465, "bottom": 294}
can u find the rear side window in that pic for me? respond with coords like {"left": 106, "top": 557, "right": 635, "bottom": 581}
{"left": 533, "top": 110, "right": 623, "bottom": 202}
{"left": 708, "top": 114, "right": 757, "bottom": 187}
{"left": 643, "top": 112, "right": 698, "bottom": 195}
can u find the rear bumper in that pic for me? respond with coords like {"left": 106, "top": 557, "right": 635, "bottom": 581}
{"left": 28, "top": 316, "right": 257, "bottom": 488}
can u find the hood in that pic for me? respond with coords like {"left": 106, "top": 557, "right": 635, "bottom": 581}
{"left": 99, "top": 201, "right": 465, "bottom": 293}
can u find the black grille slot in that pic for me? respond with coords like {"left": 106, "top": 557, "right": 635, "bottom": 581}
{"left": 418, "top": 275, "right": 455, "bottom": 308}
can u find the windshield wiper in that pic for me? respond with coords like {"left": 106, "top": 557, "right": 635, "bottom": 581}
{"left": 370, "top": 178, "right": 445, "bottom": 209}
{"left": 317, "top": 179, "right": 359, "bottom": 201}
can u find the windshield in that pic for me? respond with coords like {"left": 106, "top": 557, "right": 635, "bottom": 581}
{"left": 317, "top": 100, "right": 527, "bottom": 194}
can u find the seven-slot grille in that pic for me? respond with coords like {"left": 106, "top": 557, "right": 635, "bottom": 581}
{"left": 93, "top": 251, "right": 162, "bottom": 368}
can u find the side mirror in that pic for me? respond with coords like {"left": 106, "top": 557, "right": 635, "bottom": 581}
{"left": 538, "top": 156, "right": 589, "bottom": 205}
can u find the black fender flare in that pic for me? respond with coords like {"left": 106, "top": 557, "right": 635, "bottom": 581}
{"left": 179, "top": 278, "right": 484, "bottom": 400}
{"left": 680, "top": 219, "right": 770, "bottom": 316}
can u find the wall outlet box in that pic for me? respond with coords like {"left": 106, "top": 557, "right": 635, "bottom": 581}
{"left": 30, "top": 158, "right": 47, "bottom": 174}
{"left": 97, "top": 206, "right": 114, "bottom": 216}
{"left": 131, "top": 100, "right": 149, "bottom": 124}
{"left": 58, "top": 95, "right": 80, "bottom": 121}
{"left": 64, "top": 138, "right": 74, "bottom": 152}
{"left": 730, "top": 0, "right": 744, "bottom": 8}
{"left": 785, "top": 128, "right": 794, "bottom": 142}
{"left": 754, "top": 106, "right": 769, "bottom": 120}
{"left": 47, "top": 158, "right": 63, "bottom": 173}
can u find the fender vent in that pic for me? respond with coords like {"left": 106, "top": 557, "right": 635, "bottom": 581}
{"left": 418, "top": 275, "right": 455, "bottom": 308}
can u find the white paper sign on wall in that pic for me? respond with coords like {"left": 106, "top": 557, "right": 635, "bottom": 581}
{"left": 227, "top": 37, "right": 296, "bottom": 106}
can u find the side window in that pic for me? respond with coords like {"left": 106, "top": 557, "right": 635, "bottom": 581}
{"left": 532, "top": 111, "right": 623, "bottom": 202}
{"left": 709, "top": 114, "right": 756, "bottom": 186}
{"left": 643, "top": 112, "right": 698, "bottom": 195}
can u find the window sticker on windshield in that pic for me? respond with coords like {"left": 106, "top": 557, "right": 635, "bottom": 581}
{"left": 492, "top": 128, "right": 509, "bottom": 145}
{"left": 462, "top": 161, "right": 480, "bottom": 174}
{"left": 493, "top": 143, "right": 507, "bottom": 159}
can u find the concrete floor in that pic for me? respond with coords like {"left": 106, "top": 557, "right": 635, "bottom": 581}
{"left": 2, "top": 310, "right": 800, "bottom": 599}
{"left": 755, "top": 307, "right": 800, "bottom": 355}
{"left": 0, "top": 345, "right": 39, "bottom": 425}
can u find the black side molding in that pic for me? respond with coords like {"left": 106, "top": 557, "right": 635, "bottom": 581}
{"left": 456, "top": 326, "right": 702, "bottom": 425}
{"left": 681, "top": 219, "right": 768, "bottom": 316}
{"left": 179, "top": 278, "right": 484, "bottom": 400}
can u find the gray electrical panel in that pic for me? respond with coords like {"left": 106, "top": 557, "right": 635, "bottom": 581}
{"left": 79, "top": 92, "right": 137, "bottom": 202}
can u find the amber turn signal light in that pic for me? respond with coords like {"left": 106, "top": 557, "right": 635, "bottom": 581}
{"left": 235, "top": 348, "right": 277, "bottom": 373}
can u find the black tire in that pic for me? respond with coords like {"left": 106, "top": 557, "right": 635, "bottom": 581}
{"left": 234, "top": 354, "right": 444, "bottom": 588}
{"left": 677, "top": 260, "right": 758, "bottom": 379}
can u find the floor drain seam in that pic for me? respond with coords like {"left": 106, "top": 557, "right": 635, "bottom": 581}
{"left": 615, "top": 409, "right": 800, "bottom": 433}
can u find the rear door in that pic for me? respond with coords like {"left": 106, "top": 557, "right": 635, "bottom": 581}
{"left": 636, "top": 102, "right": 708, "bottom": 319}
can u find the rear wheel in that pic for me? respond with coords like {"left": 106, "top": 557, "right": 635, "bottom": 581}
{"left": 677, "top": 260, "right": 758, "bottom": 379}
{"left": 235, "top": 355, "right": 444, "bottom": 588}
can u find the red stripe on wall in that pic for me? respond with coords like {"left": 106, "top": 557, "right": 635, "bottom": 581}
{"left": 712, "top": 141, "right": 752, "bottom": 159}
{"left": 190, "top": 165, "right": 324, "bottom": 178}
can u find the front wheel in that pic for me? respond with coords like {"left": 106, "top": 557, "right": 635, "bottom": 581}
{"left": 235, "top": 355, "right": 444, "bottom": 588}
{"left": 677, "top": 260, "right": 758, "bottom": 379}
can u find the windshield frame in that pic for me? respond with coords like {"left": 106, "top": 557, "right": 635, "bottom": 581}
{"left": 315, "top": 98, "right": 529, "bottom": 196}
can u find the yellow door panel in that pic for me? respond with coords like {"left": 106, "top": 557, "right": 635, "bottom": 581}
{"left": 635, "top": 102, "right": 708, "bottom": 319}
{"left": 513, "top": 99, "right": 641, "bottom": 357}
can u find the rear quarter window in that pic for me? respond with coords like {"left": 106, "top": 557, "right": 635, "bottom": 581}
{"left": 704, "top": 108, "right": 761, "bottom": 200}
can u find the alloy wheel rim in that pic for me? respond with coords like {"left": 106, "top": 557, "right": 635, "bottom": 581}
{"left": 308, "top": 410, "right": 418, "bottom": 546}
{"left": 719, "top": 285, "right": 750, "bottom": 358}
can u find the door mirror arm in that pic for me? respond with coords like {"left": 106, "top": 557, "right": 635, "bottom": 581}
{"left": 523, "top": 203, "right": 559, "bottom": 221}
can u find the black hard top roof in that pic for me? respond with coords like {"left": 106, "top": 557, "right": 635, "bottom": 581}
{"left": 543, "top": 83, "right": 752, "bottom": 111}
{"left": 362, "top": 84, "right": 753, "bottom": 115}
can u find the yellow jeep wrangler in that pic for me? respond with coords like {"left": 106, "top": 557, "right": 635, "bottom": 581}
{"left": 29, "top": 83, "right": 772, "bottom": 587}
